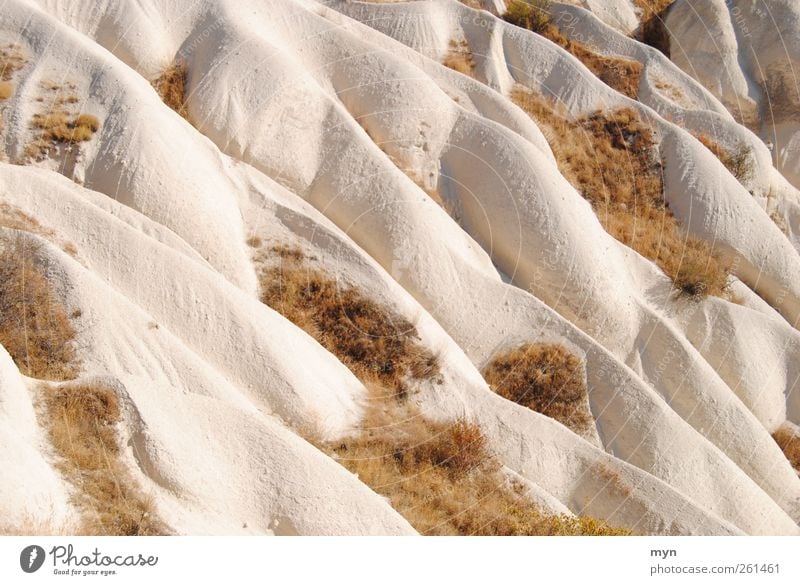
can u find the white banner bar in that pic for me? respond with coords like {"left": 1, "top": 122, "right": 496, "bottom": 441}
{"left": 1, "top": 536, "right": 798, "bottom": 584}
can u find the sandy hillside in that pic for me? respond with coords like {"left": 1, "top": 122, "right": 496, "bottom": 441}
{"left": 0, "top": 0, "right": 799, "bottom": 535}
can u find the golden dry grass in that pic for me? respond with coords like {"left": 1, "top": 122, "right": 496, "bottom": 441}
{"left": 773, "top": 427, "right": 800, "bottom": 474}
{"left": 694, "top": 133, "right": 754, "bottom": 184}
{"left": 0, "top": 81, "right": 13, "bottom": 100}
{"left": 504, "top": 1, "right": 642, "bottom": 99}
{"left": 0, "top": 43, "right": 26, "bottom": 81}
{"left": 40, "top": 383, "right": 166, "bottom": 535}
{"left": 254, "top": 244, "right": 627, "bottom": 535}
{"left": 443, "top": 39, "right": 476, "bottom": 77}
{"left": 32, "top": 111, "right": 100, "bottom": 143}
{"left": 512, "top": 87, "right": 730, "bottom": 298}
{"left": 0, "top": 236, "right": 79, "bottom": 381}
{"left": 25, "top": 90, "right": 101, "bottom": 162}
{"left": 152, "top": 62, "right": 189, "bottom": 119}
{"left": 330, "top": 386, "right": 628, "bottom": 535}
{"left": 483, "top": 343, "right": 594, "bottom": 436}
{"left": 258, "top": 245, "right": 439, "bottom": 396}
{"left": 632, "top": 0, "right": 675, "bottom": 56}
{"left": 503, "top": 0, "right": 552, "bottom": 34}
{"left": 544, "top": 29, "right": 642, "bottom": 100}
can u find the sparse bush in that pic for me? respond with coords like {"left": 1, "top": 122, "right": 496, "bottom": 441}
{"left": 633, "top": 0, "right": 675, "bottom": 57}
{"left": 0, "top": 236, "right": 79, "bottom": 380}
{"left": 257, "top": 245, "right": 440, "bottom": 395}
{"left": 152, "top": 62, "right": 189, "bottom": 119}
{"left": 40, "top": 383, "right": 166, "bottom": 535}
{"left": 442, "top": 39, "right": 476, "bottom": 77}
{"left": 512, "top": 87, "right": 730, "bottom": 298}
{"left": 31, "top": 111, "right": 100, "bottom": 143}
{"left": 403, "top": 419, "right": 488, "bottom": 479}
{"left": 246, "top": 235, "right": 263, "bottom": 248}
{"left": 258, "top": 244, "right": 626, "bottom": 535}
{"left": 727, "top": 143, "right": 755, "bottom": 184}
{"left": 504, "top": 2, "right": 641, "bottom": 99}
{"left": 331, "top": 390, "right": 627, "bottom": 535}
{"left": 503, "top": 0, "right": 552, "bottom": 34}
{"left": 694, "top": 134, "right": 755, "bottom": 185}
{"left": 773, "top": 427, "right": 800, "bottom": 474}
{"left": 0, "top": 43, "right": 26, "bottom": 81}
{"left": 483, "top": 343, "right": 594, "bottom": 436}
{"left": 0, "top": 81, "right": 13, "bottom": 100}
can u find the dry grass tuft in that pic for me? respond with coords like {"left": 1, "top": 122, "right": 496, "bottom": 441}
{"left": 512, "top": 87, "right": 729, "bottom": 298}
{"left": 152, "top": 62, "right": 189, "bottom": 119}
{"left": 40, "top": 383, "right": 166, "bottom": 535}
{"left": 633, "top": 0, "right": 675, "bottom": 57}
{"left": 483, "top": 343, "right": 594, "bottom": 436}
{"left": 0, "top": 81, "right": 13, "bottom": 100}
{"left": 504, "top": 2, "right": 642, "bottom": 99}
{"left": 330, "top": 388, "right": 627, "bottom": 535}
{"left": 540, "top": 29, "right": 641, "bottom": 100}
{"left": 503, "top": 0, "right": 552, "bottom": 34}
{"left": 0, "top": 43, "right": 26, "bottom": 81}
{"left": 32, "top": 111, "right": 99, "bottom": 143}
{"left": 694, "top": 133, "right": 754, "bottom": 184}
{"left": 257, "top": 245, "right": 440, "bottom": 396}
{"left": 773, "top": 427, "right": 800, "bottom": 474}
{"left": 24, "top": 84, "right": 101, "bottom": 162}
{"left": 255, "top": 244, "right": 626, "bottom": 535}
{"left": 443, "top": 39, "right": 476, "bottom": 77}
{"left": 0, "top": 236, "right": 79, "bottom": 381}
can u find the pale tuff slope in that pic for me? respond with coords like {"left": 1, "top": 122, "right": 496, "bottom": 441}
{"left": 0, "top": 0, "right": 798, "bottom": 534}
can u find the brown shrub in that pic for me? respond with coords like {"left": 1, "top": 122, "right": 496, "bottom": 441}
{"left": 0, "top": 81, "right": 13, "bottom": 100}
{"left": 152, "top": 62, "right": 189, "bottom": 119}
{"left": 504, "top": 3, "right": 642, "bottom": 99}
{"left": 0, "top": 44, "right": 26, "bottom": 81}
{"left": 503, "top": 0, "right": 552, "bottom": 34}
{"left": 512, "top": 87, "right": 729, "bottom": 298}
{"left": 32, "top": 111, "right": 99, "bottom": 143}
{"left": 694, "top": 133, "right": 754, "bottom": 185}
{"left": 331, "top": 390, "right": 627, "bottom": 535}
{"left": 773, "top": 427, "right": 800, "bottom": 474}
{"left": 40, "top": 383, "right": 166, "bottom": 535}
{"left": 540, "top": 28, "right": 642, "bottom": 100}
{"left": 257, "top": 246, "right": 439, "bottom": 395}
{"left": 256, "top": 243, "right": 627, "bottom": 535}
{"left": 483, "top": 343, "right": 594, "bottom": 436}
{"left": 443, "top": 39, "right": 476, "bottom": 77}
{"left": 0, "top": 236, "right": 79, "bottom": 380}
{"left": 633, "top": 0, "right": 675, "bottom": 57}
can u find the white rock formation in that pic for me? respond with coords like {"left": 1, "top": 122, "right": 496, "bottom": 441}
{"left": 0, "top": 0, "right": 797, "bottom": 534}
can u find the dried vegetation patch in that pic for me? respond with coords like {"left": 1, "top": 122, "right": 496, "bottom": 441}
{"left": 331, "top": 392, "right": 626, "bottom": 535}
{"left": 24, "top": 81, "right": 100, "bottom": 162}
{"left": 0, "top": 43, "right": 25, "bottom": 80}
{"left": 252, "top": 241, "right": 627, "bottom": 535}
{"left": 40, "top": 383, "right": 165, "bottom": 535}
{"left": 633, "top": 0, "right": 676, "bottom": 57}
{"left": 257, "top": 244, "right": 439, "bottom": 396}
{"left": 773, "top": 427, "right": 800, "bottom": 474}
{"left": 483, "top": 343, "right": 594, "bottom": 437}
{"left": 0, "top": 234, "right": 78, "bottom": 381}
{"left": 503, "top": 1, "right": 642, "bottom": 99}
{"left": 511, "top": 87, "right": 729, "bottom": 298}
{"left": 693, "top": 133, "right": 755, "bottom": 185}
{"left": 152, "top": 62, "right": 189, "bottom": 119}
{"left": 443, "top": 39, "right": 476, "bottom": 78}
